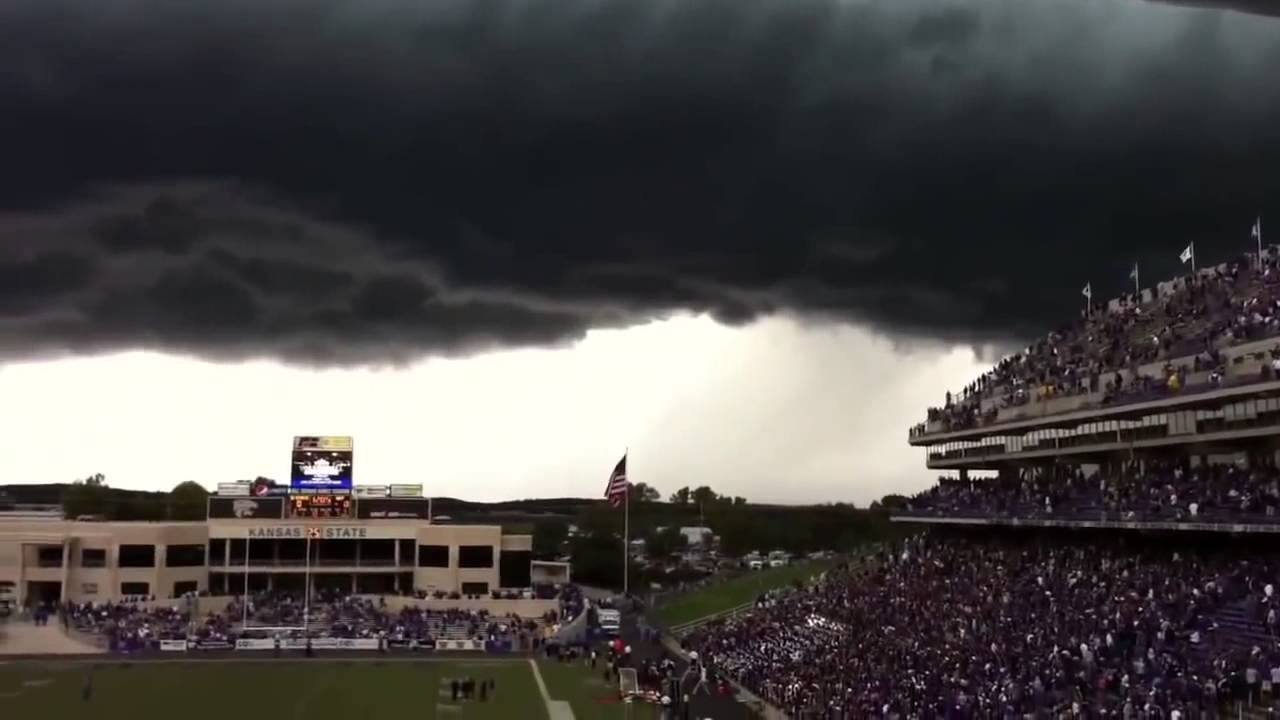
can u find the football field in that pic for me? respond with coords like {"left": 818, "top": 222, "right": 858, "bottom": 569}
{"left": 0, "top": 657, "right": 658, "bottom": 720}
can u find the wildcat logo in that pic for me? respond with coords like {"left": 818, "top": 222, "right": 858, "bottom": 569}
{"left": 232, "top": 500, "right": 260, "bottom": 518}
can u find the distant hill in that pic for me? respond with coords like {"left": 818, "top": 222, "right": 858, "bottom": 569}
{"left": 0, "top": 485, "right": 609, "bottom": 519}
{"left": 0, "top": 483, "right": 164, "bottom": 506}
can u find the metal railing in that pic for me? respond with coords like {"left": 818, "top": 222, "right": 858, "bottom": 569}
{"left": 668, "top": 600, "right": 756, "bottom": 637}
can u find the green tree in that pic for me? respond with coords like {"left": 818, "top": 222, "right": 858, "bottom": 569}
{"left": 876, "top": 494, "right": 910, "bottom": 511}
{"left": 631, "top": 482, "right": 661, "bottom": 504}
{"left": 169, "top": 481, "right": 209, "bottom": 521}
{"left": 645, "top": 526, "right": 688, "bottom": 559}
{"left": 691, "top": 485, "right": 717, "bottom": 508}
{"left": 62, "top": 473, "right": 111, "bottom": 518}
{"left": 669, "top": 486, "right": 690, "bottom": 505}
{"left": 532, "top": 521, "right": 569, "bottom": 559}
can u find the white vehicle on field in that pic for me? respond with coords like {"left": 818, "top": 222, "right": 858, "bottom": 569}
{"left": 597, "top": 608, "right": 622, "bottom": 635}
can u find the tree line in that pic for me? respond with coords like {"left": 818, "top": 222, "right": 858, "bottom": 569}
{"left": 537, "top": 484, "right": 904, "bottom": 589}
{"left": 58, "top": 473, "right": 211, "bottom": 521}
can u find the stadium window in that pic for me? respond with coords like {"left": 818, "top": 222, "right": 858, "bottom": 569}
{"left": 458, "top": 545, "right": 494, "bottom": 568}
{"left": 120, "top": 581, "right": 150, "bottom": 596}
{"left": 165, "top": 544, "right": 206, "bottom": 567}
{"left": 461, "top": 582, "right": 489, "bottom": 595}
{"left": 36, "top": 545, "right": 64, "bottom": 568}
{"left": 417, "top": 544, "right": 449, "bottom": 568}
{"left": 499, "top": 551, "right": 532, "bottom": 587}
{"left": 117, "top": 544, "right": 156, "bottom": 568}
{"left": 80, "top": 548, "right": 107, "bottom": 568}
{"left": 172, "top": 580, "right": 198, "bottom": 598}
{"left": 208, "top": 538, "right": 226, "bottom": 565}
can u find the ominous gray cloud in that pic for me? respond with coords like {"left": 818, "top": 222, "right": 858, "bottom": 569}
{"left": 1, "top": 0, "right": 1278, "bottom": 364}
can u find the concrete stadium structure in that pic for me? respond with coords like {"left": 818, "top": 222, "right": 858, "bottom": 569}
{"left": 0, "top": 513, "right": 543, "bottom": 606}
{"left": 901, "top": 258, "right": 1280, "bottom": 534}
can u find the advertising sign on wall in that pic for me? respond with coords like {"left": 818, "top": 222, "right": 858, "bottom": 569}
{"left": 293, "top": 436, "right": 353, "bottom": 452}
{"left": 389, "top": 484, "right": 424, "bottom": 498}
{"left": 356, "top": 498, "right": 432, "bottom": 520}
{"left": 207, "top": 496, "right": 285, "bottom": 520}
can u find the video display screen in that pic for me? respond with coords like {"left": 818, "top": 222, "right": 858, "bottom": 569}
{"left": 290, "top": 450, "right": 354, "bottom": 490}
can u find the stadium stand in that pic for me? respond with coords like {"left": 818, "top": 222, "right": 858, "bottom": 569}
{"left": 912, "top": 250, "right": 1280, "bottom": 439}
{"left": 685, "top": 532, "right": 1280, "bottom": 717}
{"left": 59, "top": 588, "right": 572, "bottom": 653}
{"left": 682, "top": 249, "right": 1280, "bottom": 716}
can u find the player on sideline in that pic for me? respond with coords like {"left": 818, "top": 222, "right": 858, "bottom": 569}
{"left": 81, "top": 669, "right": 94, "bottom": 702}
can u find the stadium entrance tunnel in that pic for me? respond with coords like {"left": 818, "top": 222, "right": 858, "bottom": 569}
{"left": 25, "top": 581, "right": 61, "bottom": 605}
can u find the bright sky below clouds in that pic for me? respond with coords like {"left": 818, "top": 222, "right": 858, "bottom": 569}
{"left": 0, "top": 315, "right": 987, "bottom": 505}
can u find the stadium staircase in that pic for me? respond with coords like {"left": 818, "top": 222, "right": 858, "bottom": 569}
{"left": 1191, "top": 600, "right": 1275, "bottom": 719}
{"left": 1207, "top": 602, "right": 1275, "bottom": 655}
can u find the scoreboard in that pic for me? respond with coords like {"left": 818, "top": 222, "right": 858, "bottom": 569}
{"left": 288, "top": 493, "right": 353, "bottom": 520}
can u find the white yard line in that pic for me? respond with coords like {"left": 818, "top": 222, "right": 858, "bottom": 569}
{"left": 527, "top": 659, "right": 576, "bottom": 720}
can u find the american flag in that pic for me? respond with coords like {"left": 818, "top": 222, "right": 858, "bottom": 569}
{"left": 604, "top": 453, "right": 629, "bottom": 508}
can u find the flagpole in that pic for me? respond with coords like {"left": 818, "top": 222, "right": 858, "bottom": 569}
{"left": 242, "top": 536, "right": 250, "bottom": 626}
{"left": 304, "top": 534, "right": 312, "bottom": 632}
{"left": 1133, "top": 264, "right": 1140, "bottom": 297}
{"left": 1191, "top": 242, "right": 1196, "bottom": 274}
{"left": 623, "top": 449, "right": 630, "bottom": 598}
{"left": 1259, "top": 217, "right": 1264, "bottom": 268}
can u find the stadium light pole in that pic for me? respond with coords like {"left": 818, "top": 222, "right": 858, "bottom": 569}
{"left": 241, "top": 536, "right": 249, "bottom": 626}
{"left": 303, "top": 533, "right": 312, "bottom": 632}
{"left": 623, "top": 450, "right": 630, "bottom": 598}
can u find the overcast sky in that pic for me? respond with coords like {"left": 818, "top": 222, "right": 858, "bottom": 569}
{"left": 0, "top": 317, "right": 986, "bottom": 504}
{"left": 1, "top": 0, "right": 1278, "bottom": 503}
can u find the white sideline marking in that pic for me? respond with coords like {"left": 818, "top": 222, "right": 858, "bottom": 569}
{"left": 527, "top": 659, "right": 575, "bottom": 720}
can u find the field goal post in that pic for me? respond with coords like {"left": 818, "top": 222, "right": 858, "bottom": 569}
{"left": 618, "top": 668, "right": 639, "bottom": 700}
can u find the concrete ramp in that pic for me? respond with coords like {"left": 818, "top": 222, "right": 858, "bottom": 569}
{"left": 0, "top": 621, "right": 105, "bottom": 656}
{"left": 551, "top": 603, "right": 591, "bottom": 645}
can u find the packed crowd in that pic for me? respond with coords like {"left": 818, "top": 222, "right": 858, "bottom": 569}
{"left": 917, "top": 251, "right": 1280, "bottom": 435}
{"left": 904, "top": 461, "right": 1280, "bottom": 524}
{"left": 64, "top": 596, "right": 232, "bottom": 651}
{"left": 64, "top": 586, "right": 573, "bottom": 652}
{"left": 684, "top": 534, "right": 1280, "bottom": 717}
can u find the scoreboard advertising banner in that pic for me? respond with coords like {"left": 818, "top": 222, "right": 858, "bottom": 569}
{"left": 291, "top": 435, "right": 354, "bottom": 491}
{"left": 356, "top": 498, "right": 432, "bottom": 520}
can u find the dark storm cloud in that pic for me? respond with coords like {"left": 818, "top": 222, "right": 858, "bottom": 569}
{"left": 0, "top": 0, "right": 1278, "bottom": 364}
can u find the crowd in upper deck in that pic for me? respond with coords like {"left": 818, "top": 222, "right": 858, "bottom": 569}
{"left": 903, "top": 461, "right": 1280, "bottom": 525}
{"left": 916, "top": 251, "right": 1280, "bottom": 436}
{"left": 684, "top": 534, "right": 1280, "bottom": 718}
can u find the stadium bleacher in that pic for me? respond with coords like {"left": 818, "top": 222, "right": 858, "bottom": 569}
{"left": 61, "top": 589, "right": 566, "bottom": 653}
{"left": 683, "top": 249, "right": 1280, "bottom": 717}
{"left": 913, "top": 250, "right": 1280, "bottom": 438}
{"left": 685, "top": 533, "right": 1280, "bottom": 717}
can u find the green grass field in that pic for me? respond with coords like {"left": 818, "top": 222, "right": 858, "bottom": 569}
{"left": 0, "top": 657, "right": 657, "bottom": 720}
{"left": 655, "top": 560, "right": 834, "bottom": 629}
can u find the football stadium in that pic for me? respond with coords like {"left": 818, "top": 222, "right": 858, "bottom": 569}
{"left": 0, "top": 437, "right": 684, "bottom": 720}
{"left": 9, "top": 251, "right": 1280, "bottom": 718}
{"left": 2, "top": 2, "right": 1279, "bottom": 718}
{"left": 679, "top": 248, "right": 1280, "bottom": 717}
